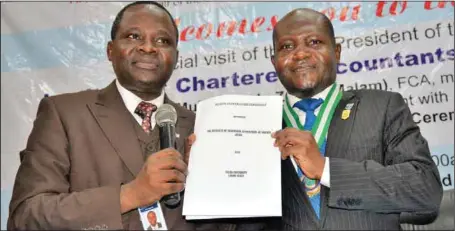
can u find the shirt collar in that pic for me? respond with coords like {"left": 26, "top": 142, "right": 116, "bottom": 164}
{"left": 286, "top": 83, "right": 335, "bottom": 108}
{"left": 115, "top": 79, "right": 165, "bottom": 115}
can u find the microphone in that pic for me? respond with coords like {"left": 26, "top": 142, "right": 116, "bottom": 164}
{"left": 155, "top": 104, "right": 180, "bottom": 207}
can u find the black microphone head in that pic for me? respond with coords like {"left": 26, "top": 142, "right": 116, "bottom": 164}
{"left": 156, "top": 104, "right": 177, "bottom": 127}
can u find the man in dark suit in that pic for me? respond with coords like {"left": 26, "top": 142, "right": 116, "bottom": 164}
{"left": 269, "top": 8, "right": 443, "bottom": 230}
{"left": 7, "top": 2, "right": 230, "bottom": 230}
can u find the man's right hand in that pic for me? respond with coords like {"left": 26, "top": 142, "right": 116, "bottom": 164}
{"left": 119, "top": 148, "right": 187, "bottom": 213}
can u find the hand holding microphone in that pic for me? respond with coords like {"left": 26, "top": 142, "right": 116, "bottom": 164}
{"left": 120, "top": 104, "right": 188, "bottom": 212}
{"left": 156, "top": 104, "right": 183, "bottom": 206}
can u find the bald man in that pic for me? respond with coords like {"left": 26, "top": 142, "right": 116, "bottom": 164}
{"left": 269, "top": 8, "right": 442, "bottom": 230}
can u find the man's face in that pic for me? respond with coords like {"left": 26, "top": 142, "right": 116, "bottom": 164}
{"left": 107, "top": 4, "right": 178, "bottom": 95}
{"left": 147, "top": 211, "right": 157, "bottom": 226}
{"left": 272, "top": 11, "right": 341, "bottom": 98}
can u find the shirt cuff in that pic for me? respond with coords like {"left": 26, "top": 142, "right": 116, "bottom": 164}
{"left": 320, "top": 157, "right": 330, "bottom": 188}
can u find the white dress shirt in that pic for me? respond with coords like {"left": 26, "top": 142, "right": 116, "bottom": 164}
{"left": 116, "top": 79, "right": 165, "bottom": 130}
{"left": 286, "top": 84, "right": 333, "bottom": 188}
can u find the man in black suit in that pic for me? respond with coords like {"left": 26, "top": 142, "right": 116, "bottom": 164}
{"left": 270, "top": 8, "right": 443, "bottom": 230}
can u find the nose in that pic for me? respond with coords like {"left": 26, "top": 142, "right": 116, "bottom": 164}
{"left": 137, "top": 40, "right": 158, "bottom": 54}
{"left": 292, "top": 47, "right": 311, "bottom": 61}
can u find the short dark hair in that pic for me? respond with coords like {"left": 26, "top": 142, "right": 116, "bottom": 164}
{"left": 110, "top": 1, "right": 179, "bottom": 44}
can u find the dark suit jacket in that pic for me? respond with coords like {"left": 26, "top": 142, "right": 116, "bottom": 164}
{"left": 6, "top": 81, "right": 231, "bottom": 230}
{"left": 274, "top": 90, "right": 443, "bottom": 230}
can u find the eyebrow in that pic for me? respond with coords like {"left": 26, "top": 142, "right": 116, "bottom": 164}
{"left": 276, "top": 36, "right": 294, "bottom": 43}
{"left": 121, "top": 27, "right": 174, "bottom": 37}
{"left": 154, "top": 29, "right": 174, "bottom": 38}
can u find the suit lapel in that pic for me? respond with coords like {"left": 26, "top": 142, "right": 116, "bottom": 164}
{"left": 319, "top": 90, "right": 358, "bottom": 227}
{"left": 325, "top": 91, "right": 357, "bottom": 159}
{"left": 87, "top": 81, "right": 144, "bottom": 177}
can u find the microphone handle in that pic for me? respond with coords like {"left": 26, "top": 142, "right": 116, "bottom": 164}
{"left": 159, "top": 123, "right": 175, "bottom": 149}
{"left": 159, "top": 123, "right": 181, "bottom": 206}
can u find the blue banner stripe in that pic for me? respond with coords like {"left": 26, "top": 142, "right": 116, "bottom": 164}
{"left": 1, "top": 2, "right": 453, "bottom": 73}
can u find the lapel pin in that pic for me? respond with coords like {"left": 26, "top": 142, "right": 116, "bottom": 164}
{"left": 341, "top": 103, "right": 354, "bottom": 120}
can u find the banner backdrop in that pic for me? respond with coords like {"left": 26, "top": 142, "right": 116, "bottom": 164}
{"left": 1, "top": 1, "right": 454, "bottom": 228}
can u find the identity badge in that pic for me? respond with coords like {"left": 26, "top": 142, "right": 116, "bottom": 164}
{"left": 138, "top": 202, "right": 168, "bottom": 230}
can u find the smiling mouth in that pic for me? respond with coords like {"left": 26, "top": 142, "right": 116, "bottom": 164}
{"left": 293, "top": 65, "right": 315, "bottom": 73}
{"left": 134, "top": 62, "right": 159, "bottom": 70}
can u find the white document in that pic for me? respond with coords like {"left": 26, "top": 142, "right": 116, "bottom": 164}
{"left": 182, "top": 95, "right": 282, "bottom": 219}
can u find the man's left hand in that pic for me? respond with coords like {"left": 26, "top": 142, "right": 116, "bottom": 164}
{"left": 272, "top": 128, "right": 325, "bottom": 180}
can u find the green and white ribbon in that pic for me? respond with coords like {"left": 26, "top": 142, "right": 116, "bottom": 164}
{"left": 282, "top": 83, "right": 343, "bottom": 174}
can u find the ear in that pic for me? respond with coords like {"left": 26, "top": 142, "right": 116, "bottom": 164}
{"left": 335, "top": 43, "right": 341, "bottom": 63}
{"left": 174, "top": 49, "right": 179, "bottom": 69}
{"left": 107, "top": 41, "right": 113, "bottom": 61}
{"left": 270, "top": 55, "right": 276, "bottom": 66}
